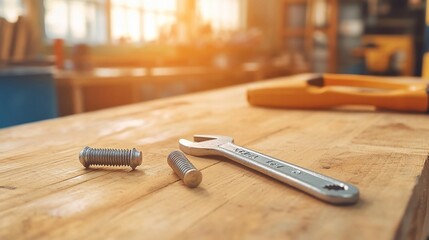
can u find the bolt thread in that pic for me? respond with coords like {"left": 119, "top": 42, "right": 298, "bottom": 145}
{"left": 167, "top": 151, "right": 197, "bottom": 178}
{"left": 80, "top": 146, "right": 141, "bottom": 169}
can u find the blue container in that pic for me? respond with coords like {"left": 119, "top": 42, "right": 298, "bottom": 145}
{"left": 0, "top": 67, "right": 58, "bottom": 128}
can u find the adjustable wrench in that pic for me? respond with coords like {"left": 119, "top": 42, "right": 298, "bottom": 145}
{"left": 179, "top": 135, "right": 359, "bottom": 205}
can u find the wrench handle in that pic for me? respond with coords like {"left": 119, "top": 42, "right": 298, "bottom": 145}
{"left": 218, "top": 143, "right": 359, "bottom": 204}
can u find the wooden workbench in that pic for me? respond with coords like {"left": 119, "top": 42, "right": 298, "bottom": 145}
{"left": 1, "top": 75, "right": 428, "bottom": 239}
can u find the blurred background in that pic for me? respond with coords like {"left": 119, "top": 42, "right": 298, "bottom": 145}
{"left": 0, "top": 0, "right": 427, "bottom": 127}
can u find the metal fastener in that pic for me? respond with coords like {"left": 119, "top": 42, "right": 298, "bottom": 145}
{"left": 167, "top": 150, "right": 202, "bottom": 188}
{"left": 79, "top": 146, "right": 142, "bottom": 170}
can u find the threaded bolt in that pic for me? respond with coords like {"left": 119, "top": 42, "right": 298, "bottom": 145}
{"left": 79, "top": 146, "right": 142, "bottom": 170}
{"left": 167, "top": 151, "right": 202, "bottom": 188}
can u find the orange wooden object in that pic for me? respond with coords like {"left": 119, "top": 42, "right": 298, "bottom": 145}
{"left": 53, "top": 38, "right": 65, "bottom": 69}
{"left": 247, "top": 74, "right": 428, "bottom": 113}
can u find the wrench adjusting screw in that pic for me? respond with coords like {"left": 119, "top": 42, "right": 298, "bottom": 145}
{"left": 167, "top": 150, "right": 202, "bottom": 188}
{"left": 79, "top": 146, "right": 142, "bottom": 170}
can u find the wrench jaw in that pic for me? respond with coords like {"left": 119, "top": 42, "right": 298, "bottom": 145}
{"left": 193, "top": 134, "right": 233, "bottom": 143}
{"left": 178, "top": 139, "right": 216, "bottom": 156}
{"left": 179, "top": 135, "right": 234, "bottom": 157}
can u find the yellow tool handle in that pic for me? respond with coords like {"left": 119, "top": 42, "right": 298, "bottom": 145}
{"left": 247, "top": 75, "right": 429, "bottom": 113}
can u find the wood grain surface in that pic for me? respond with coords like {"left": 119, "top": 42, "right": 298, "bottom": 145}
{"left": 0, "top": 75, "right": 428, "bottom": 239}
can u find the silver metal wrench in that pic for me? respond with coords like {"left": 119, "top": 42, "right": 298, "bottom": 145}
{"left": 179, "top": 135, "right": 359, "bottom": 205}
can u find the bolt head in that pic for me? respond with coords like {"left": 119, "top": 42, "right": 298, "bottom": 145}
{"left": 130, "top": 148, "right": 142, "bottom": 170}
{"left": 79, "top": 146, "right": 90, "bottom": 168}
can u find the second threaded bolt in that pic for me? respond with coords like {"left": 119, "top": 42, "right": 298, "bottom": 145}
{"left": 79, "top": 146, "right": 142, "bottom": 170}
{"left": 167, "top": 151, "right": 202, "bottom": 188}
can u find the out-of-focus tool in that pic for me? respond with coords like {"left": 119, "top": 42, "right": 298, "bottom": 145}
{"left": 247, "top": 73, "right": 429, "bottom": 113}
{"left": 79, "top": 146, "right": 142, "bottom": 170}
{"left": 179, "top": 135, "right": 359, "bottom": 205}
{"left": 167, "top": 151, "right": 202, "bottom": 188}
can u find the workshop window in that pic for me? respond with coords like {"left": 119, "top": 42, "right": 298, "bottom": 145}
{"left": 0, "top": 0, "right": 23, "bottom": 22}
{"left": 44, "top": 0, "right": 178, "bottom": 44}
{"left": 43, "top": 0, "right": 243, "bottom": 45}
{"left": 111, "top": 0, "right": 178, "bottom": 43}
{"left": 197, "top": 0, "right": 244, "bottom": 35}
{"left": 44, "top": 0, "right": 107, "bottom": 44}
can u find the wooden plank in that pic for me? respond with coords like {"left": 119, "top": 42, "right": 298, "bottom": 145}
{"left": 0, "top": 18, "right": 14, "bottom": 62}
{"left": 0, "top": 76, "right": 428, "bottom": 239}
{"left": 10, "top": 16, "right": 29, "bottom": 62}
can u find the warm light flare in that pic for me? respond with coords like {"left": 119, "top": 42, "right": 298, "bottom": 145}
{"left": 43, "top": 0, "right": 242, "bottom": 44}
{"left": 0, "top": 0, "right": 23, "bottom": 22}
